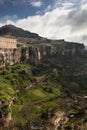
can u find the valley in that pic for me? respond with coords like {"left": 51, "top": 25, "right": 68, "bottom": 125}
{"left": 0, "top": 56, "right": 87, "bottom": 130}
{"left": 0, "top": 25, "right": 87, "bottom": 130}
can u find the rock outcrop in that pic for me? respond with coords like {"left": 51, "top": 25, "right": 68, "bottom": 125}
{"left": 0, "top": 48, "right": 21, "bottom": 69}
{"left": 0, "top": 42, "right": 85, "bottom": 69}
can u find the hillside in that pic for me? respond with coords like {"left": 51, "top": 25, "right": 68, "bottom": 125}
{"left": 0, "top": 24, "right": 42, "bottom": 43}
{"left": 0, "top": 25, "right": 87, "bottom": 130}
{"left": 0, "top": 54, "right": 87, "bottom": 130}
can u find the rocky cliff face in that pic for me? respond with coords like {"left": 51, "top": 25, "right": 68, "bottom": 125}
{"left": 0, "top": 42, "right": 85, "bottom": 69}
{"left": 0, "top": 48, "right": 21, "bottom": 69}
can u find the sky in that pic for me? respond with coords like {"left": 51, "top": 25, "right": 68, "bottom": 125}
{"left": 0, "top": 0, "right": 87, "bottom": 45}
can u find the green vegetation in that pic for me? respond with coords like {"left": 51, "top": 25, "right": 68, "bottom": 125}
{"left": 0, "top": 62, "right": 63, "bottom": 129}
{"left": 0, "top": 53, "right": 87, "bottom": 129}
{"left": 1, "top": 24, "right": 87, "bottom": 129}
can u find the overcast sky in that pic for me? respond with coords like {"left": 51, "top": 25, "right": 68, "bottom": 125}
{"left": 0, "top": 0, "right": 87, "bottom": 45}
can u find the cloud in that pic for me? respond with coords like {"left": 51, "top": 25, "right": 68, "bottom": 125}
{"left": 44, "top": 5, "right": 52, "bottom": 13}
{"left": 0, "top": 15, "right": 18, "bottom": 23}
{"left": 0, "top": 0, "right": 87, "bottom": 45}
{"left": 30, "top": 1, "right": 42, "bottom": 7}
{"left": 53, "top": 0, "right": 78, "bottom": 9}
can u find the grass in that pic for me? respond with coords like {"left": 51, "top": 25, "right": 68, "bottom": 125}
{"left": 32, "top": 89, "right": 46, "bottom": 98}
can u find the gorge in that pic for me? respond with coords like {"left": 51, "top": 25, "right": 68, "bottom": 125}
{"left": 0, "top": 25, "right": 87, "bottom": 130}
{"left": 0, "top": 41, "right": 85, "bottom": 69}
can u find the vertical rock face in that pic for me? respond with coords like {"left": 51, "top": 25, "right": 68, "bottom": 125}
{"left": 0, "top": 42, "right": 85, "bottom": 69}
{"left": 0, "top": 48, "right": 21, "bottom": 69}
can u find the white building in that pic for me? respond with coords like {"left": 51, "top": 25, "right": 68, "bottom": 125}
{"left": 0, "top": 37, "right": 17, "bottom": 48}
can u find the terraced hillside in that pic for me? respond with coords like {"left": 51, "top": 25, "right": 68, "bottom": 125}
{"left": 0, "top": 52, "right": 87, "bottom": 130}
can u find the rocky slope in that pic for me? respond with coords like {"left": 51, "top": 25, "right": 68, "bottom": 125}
{"left": 0, "top": 24, "right": 42, "bottom": 43}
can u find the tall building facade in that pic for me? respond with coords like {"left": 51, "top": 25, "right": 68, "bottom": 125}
{"left": 0, "top": 37, "right": 17, "bottom": 48}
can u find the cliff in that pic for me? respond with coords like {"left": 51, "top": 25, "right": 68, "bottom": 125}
{"left": 0, "top": 42, "right": 85, "bottom": 69}
{"left": 0, "top": 48, "right": 21, "bottom": 68}
{"left": 0, "top": 25, "right": 85, "bottom": 68}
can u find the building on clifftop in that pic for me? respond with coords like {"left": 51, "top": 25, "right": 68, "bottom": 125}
{"left": 0, "top": 37, "right": 17, "bottom": 49}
